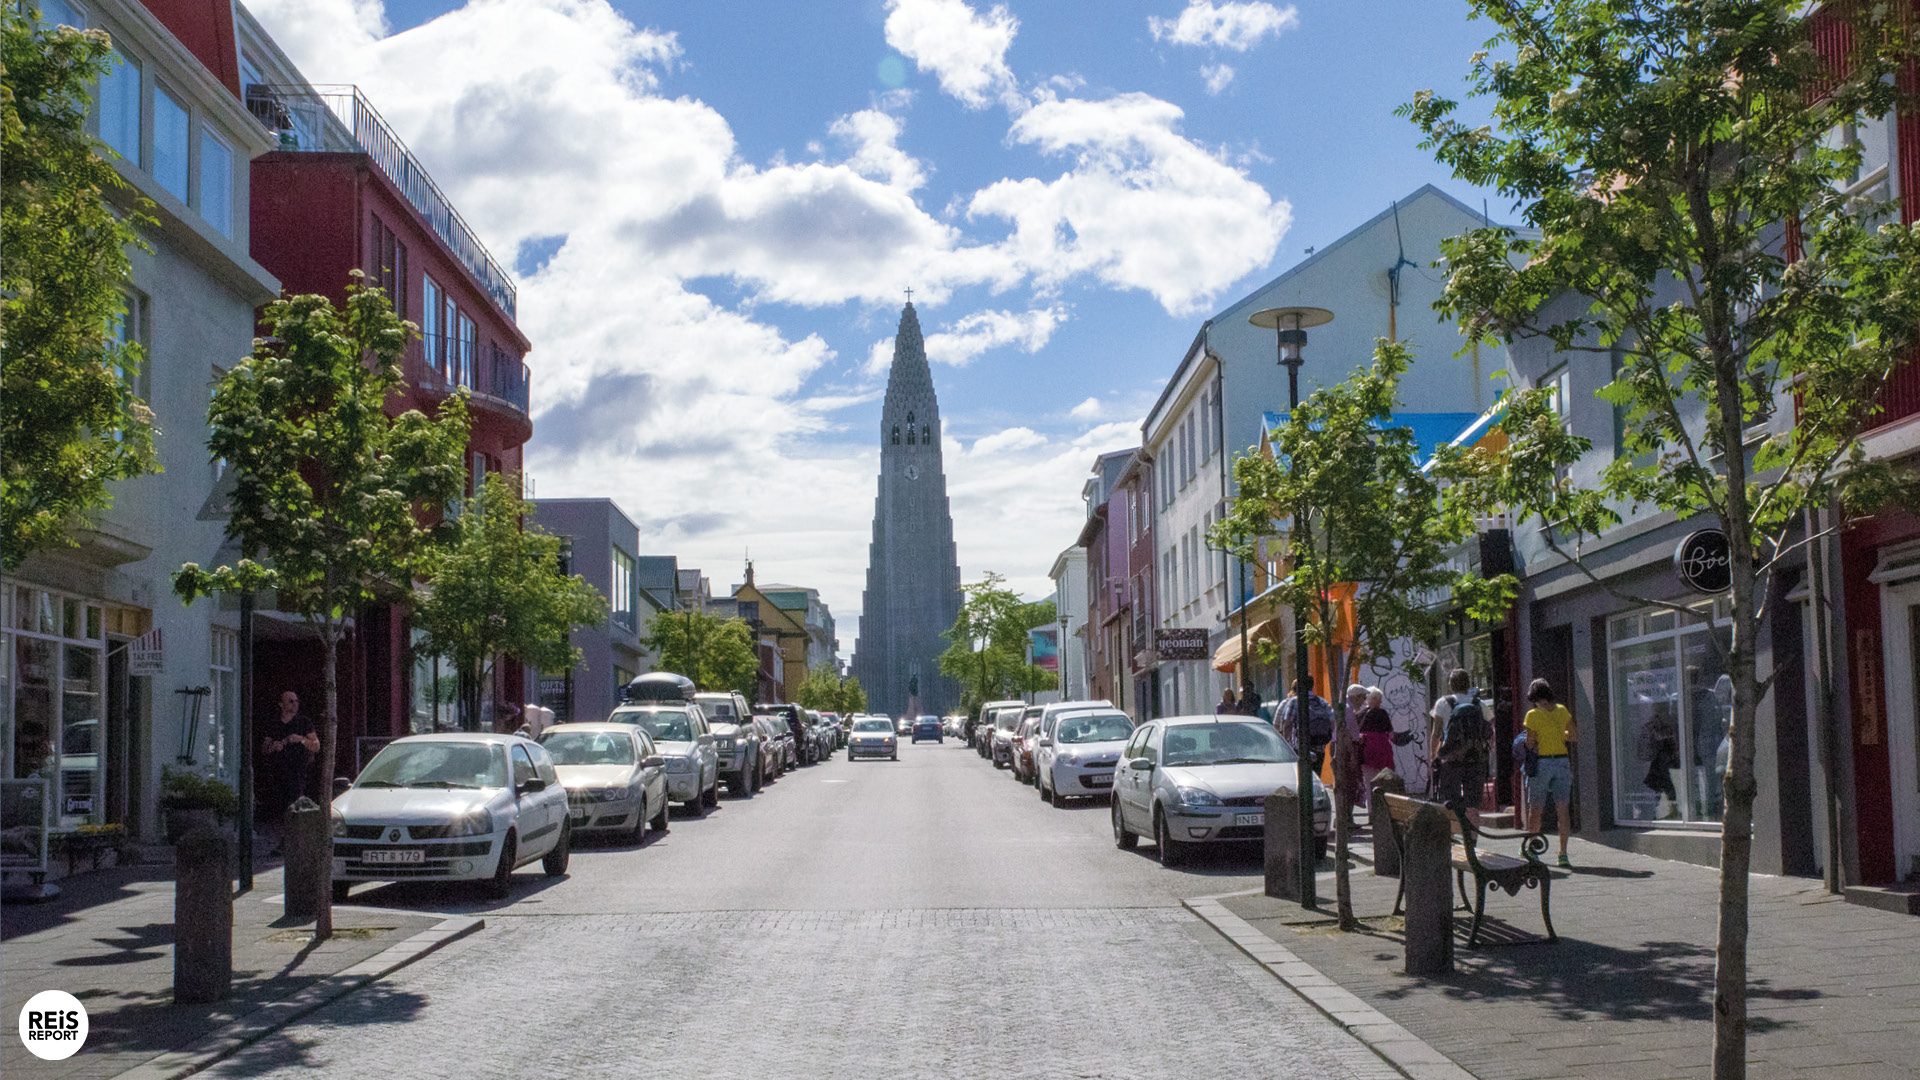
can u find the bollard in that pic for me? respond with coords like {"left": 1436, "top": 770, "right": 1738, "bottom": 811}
{"left": 1264, "top": 787, "right": 1305, "bottom": 902}
{"left": 281, "top": 797, "right": 327, "bottom": 922}
{"left": 173, "top": 826, "right": 232, "bottom": 1003}
{"left": 1370, "top": 770, "right": 1407, "bottom": 878}
{"left": 1402, "top": 802, "right": 1454, "bottom": 976}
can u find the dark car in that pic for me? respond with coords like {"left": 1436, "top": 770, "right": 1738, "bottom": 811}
{"left": 911, "top": 715, "right": 943, "bottom": 744}
{"left": 758, "top": 703, "right": 816, "bottom": 766}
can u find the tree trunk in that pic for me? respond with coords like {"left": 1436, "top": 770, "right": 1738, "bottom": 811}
{"left": 1713, "top": 620, "right": 1760, "bottom": 1079}
{"left": 1329, "top": 642, "right": 1356, "bottom": 931}
{"left": 315, "top": 627, "right": 337, "bottom": 941}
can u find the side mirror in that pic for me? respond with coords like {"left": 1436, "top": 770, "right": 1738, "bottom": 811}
{"left": 641, "top": 755, "right": 667, "bottom": 769}
{"left": 1038, "top": 736, "right": 1053, "bottom": 747}
{"left": 697, "top": 733, "right": 714, "bottom": 745}
{"left": 518, "top": 777, "right": 546, "bottom": 794}
{"left": 1128, "top": 757, "right": 1154, "bottom": 772}
{"left": 332, "top": 776, "right": 352, "bottom": 797}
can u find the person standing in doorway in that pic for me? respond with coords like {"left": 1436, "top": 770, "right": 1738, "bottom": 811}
{"left": 260, "top": 690, "right": 318, "bottom": 856}
{"left": 1522, "top": 678, "right": 1575, "bottom": 868}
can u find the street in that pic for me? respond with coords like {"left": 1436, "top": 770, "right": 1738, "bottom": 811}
{"left": 202, "top": 741, "right": 1395, "bottom": 1080}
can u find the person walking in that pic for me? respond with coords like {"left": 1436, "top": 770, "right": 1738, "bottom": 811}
{"left": 1276, "top": 675, "right": 1334, "bottom": 775}
{"left": 1216, "top": 687, "right": 1238, "bottom": 715}
{"left": 1522, "top": 678, "right": 1575, "bottom": 867}
{"left": 1428, "top": 668, "right": 1492, "bottom": 807}
{"left": 1236, "top": 684, "right": 1263, "bottom": 718}
{"left": 260, "top": 690, "right": 318, "bottom": 856}
{"left": 1341, "top": 684, "right": 1370, "bottom": 817}
{"left": 1358, "top": 687, "right": 1397, "bottom": 792}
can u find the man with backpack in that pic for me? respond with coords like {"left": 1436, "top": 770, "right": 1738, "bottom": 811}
{"left": 1429, "top": 668, "right": 1493, "bottom": 808}
{"left": 1276, "top": 675, "right": 1336, "bottom": 775}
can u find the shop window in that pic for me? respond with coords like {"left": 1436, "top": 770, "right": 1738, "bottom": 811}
{"left": 4, "top": 585, "right": 105, "bottom": 826}
{"left": 209, "top": 627, "right": 238, "bottom": 778}
{"left": 1607, "top": 601, "right": 1731, "bottom": 827}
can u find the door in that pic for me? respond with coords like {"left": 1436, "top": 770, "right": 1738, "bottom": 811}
{"left": 1879, "top": 580, "right": 1920, "bottom": 880}
{"left": 1118, "top": 726, "right": 1149, "bottom": 828}
{"left": 509, "top": 744, "right": 551, "bottom": 857}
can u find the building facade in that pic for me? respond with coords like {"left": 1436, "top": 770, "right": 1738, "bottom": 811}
{"left": 2, "top": 0, "right": 280, "bottom": 849}
{"left": 850, "top": 302, "right": 963, "bottom": 717}
{"left": 1143, "top": 332, "right": 1230, "bottom": 717}
{"left": 525, "top": 499, "right": 655, "bottom": 725}
{"left": 1078, "top": 450, "right": 1147, "bottom": 716}
{"left": 1049, "top": 547, "right": 1089, "bottom": 702}
{"left": 758, "top": 585, "right": 838, "bottom": 674}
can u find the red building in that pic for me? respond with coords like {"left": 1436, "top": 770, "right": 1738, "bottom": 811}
{"left": 1079, "top": 449, "right": 1158, "bottom": 718}
{"left": 229, "top": 13, "right": 533, "bottom": 764}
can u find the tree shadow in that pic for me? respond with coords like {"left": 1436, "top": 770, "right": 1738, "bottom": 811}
{"left": 73, "top": 974, "right": 428, "bottom": 1067}
{"left": 2, "top": 864, "right": 175, "bottom": 941}
{"left": 54, "top": 921, "right": 173, "bottom": 966}
{"left": 1567, "top": 865, "right": 1655, "bottom": 879}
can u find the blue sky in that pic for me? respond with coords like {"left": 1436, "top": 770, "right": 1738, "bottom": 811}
{"left": 252, "top": 0, "right": 1500, "bottom": 651}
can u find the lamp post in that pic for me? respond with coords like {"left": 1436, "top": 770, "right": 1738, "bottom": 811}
{"left": 1249, "top": 305, "right": 1333, "bottom": 910}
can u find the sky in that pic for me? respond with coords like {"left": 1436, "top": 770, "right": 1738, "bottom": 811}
{"left": 247, "top": 0, "right": 1502, "bottom": 656}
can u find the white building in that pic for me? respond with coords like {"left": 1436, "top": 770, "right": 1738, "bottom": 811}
{"left": 1049, "top": 547, "right": 1088, "bottom": 701}
{"left": 2, "top": 0, "right": 279, "bottom": 848}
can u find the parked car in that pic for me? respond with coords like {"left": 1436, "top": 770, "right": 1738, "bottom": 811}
{"left": 610, "top": 673, "right": 719, "bottom": 814}
{"left": 754, "top": 714, "right": 794, "bottom": 778}
{"left": 819, "top": 712, "right": 845, "bottom": 749}
{"left": 988, "top": 704, "right": 1027, "bottom": 767}
{"left": 894, "top": 716, "right": 911, "bottom": 736}
{"left": 331, "top": 732, "right": 570, "bottom": 900}
{"left": 760, "top": 703, "right": 816, "bottom": 766}
{"left": 1110, "top": 715, "right": 1331, "bottom": 867}
{"left": 695, "top": 691, "right": 763, "bottom": 798}
{"left": 1033, "top": 706, "right": 1133, "bottom": 805}
{"left": 911, "top": 715, "right": 943, "bottom": 743}
{"left": 847, "top": 716, "right": 898, "bottom": 761}
{"left": 538, "top": 723, "right": 670, "bottom": 841}
{"left": 806, "top": 710, "right": 837, "bottom": 760}
{"left": 971, "top": 700, "right": 1022, "bottom": 755}
{"left": 1008, "top": 707, "right": 1045, "bottom": 782}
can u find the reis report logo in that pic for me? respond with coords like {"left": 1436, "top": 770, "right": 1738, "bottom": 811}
{"left": 18, "top": 990, "right": 88, "bottom": 1061}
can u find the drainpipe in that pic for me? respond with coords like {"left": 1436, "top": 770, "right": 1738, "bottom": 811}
{"left": 1806, "top": 501, "right": 1845, "bottom": 894}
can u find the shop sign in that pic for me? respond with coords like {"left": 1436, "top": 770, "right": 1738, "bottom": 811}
{"left": 127, "top": 628, "right": 164, "bottom": 677}
{"left": 1673, "top": 529, "right": 1732, "bottom": 594}
{"left": 1155, "top": 628, "right": 1210, "bottom": 661}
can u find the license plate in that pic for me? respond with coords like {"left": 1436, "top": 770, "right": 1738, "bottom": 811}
{"left": 363, "top": 848, "right": 425, "bottom": 865}
{"left": 1234, "top": 812, "right": 1264, "bottom": 827}
{"left": 1087, "top": 774, "right": 1113, "bottom": 786}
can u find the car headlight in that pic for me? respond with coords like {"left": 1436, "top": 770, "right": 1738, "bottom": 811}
{"left": 448, "top": 808, "right": 493, "bottom": 836}
{"left": 587, "top": 786, "right": 631, "bottom": 803}
{"left": 664, "top": 757, "right": 693, "bottom": 773}
{"left": 716, "top": 737, "right": 735, "bottom": 749}
{"left": 331, "top": 814, "right": 348, "bottom": 837}
{"left": 1173, "top": 786, "right": 1222, "bottom": 810}
{"left": 1057, "top": 752, "right": 1080, "bottom": 767}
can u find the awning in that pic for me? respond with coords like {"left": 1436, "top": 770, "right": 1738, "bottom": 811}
{"left": 1213, "top": 620, "right": 1275, "bottom": 673}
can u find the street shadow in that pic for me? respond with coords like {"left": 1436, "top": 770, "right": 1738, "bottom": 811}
{"left": 2, "top": 864, "right": 175, "bottom": 941}
{"left": 1567, "top": 865, "right": 1655, "bottom": 879}
{"left": 336, "top": 871, "right": 568, "bottom": 913}
{"left": 74, "top": 974, "right": 427, "bottom": 1066}
{"left": 54, "top": 921, "right": 173, "bottom": 966}
{"left": 1121, "top": 840, "right": 1272, "bottom": 878}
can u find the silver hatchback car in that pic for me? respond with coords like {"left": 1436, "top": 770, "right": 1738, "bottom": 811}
{"left": 1111, "top": 715, "right": 1330, "bottom": 867}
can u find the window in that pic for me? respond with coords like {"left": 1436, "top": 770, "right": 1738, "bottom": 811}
{"left": 370, "top": 217, "right": 408, "bottom": 315}
{"left": 35, "top": 0, "right": 80, "bottom": 28}
{"left": 210, "top": 627, "right": 238, "bottom": 778}
{"left": 5, "top": 585, "right": 105, "bottom": 826}
{"left": 1607, "top": 601, "right": 1732, "bottom": 827}
{"left": 510, "top": 745, "right": 536, "bottom": 788}
{"left": 1541, "top": 364, "right": 1571, "bottom": 424}
{"left": 422, "top": 276, "right": 443, "bottom": 376}
{"left": 906, "top": 425, "right": 916, "bottom": 446}
{"left": 456, "top": 312, "right": 476, "bottom": 388}
{"left": 153, "top": 84, "right": 190, "bottom": 201}
{"left": 611, "top": 546, "right": 636, "bottom": 631}
{"left": 98, "top": 49, "right": 140, "bottom": 164}
{"left": 1199, "top": 388, "right": 1213, "bottom": 463}
{"left": 198, "top": 127, "right": 233, "bottom": 236}
{"left": 922, "top": 424, "right": 931, "bottom": 445}
{"left": 110, "top": 290, "right": 147, "bottom": 401}
{"left": 891, "top": 425, "right": 900, "bottom": 445}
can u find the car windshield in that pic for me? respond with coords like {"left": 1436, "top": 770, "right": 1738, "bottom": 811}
{"left": 854, "top": 719, "right": 893, "bottom": 733}
{"left": 917, "top": 716, "right": 939, "bottom": 725}
{"left": 609, "top": 708, "right": 694, "bottom": 743}
{"left": 1160, "top": 722, "right": 1297, "bottom": 768}
{"left": 994, "top": 710, "right": 1022, "bottom": 731}
{"left": 540, "top": 732, "right": 635, "bottom": 766}
{"left": 697, "top": 697, "right": 738, "bottom": 721}
{"left": 357, "top": 742, "right": 505, "bottom": 789}
{"left": 1055, "top": 712, "right": 1134, "bottom": 744}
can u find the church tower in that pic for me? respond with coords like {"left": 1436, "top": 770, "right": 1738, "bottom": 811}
{"left": 850, "top": 300, "right": 963, "bottom": 717}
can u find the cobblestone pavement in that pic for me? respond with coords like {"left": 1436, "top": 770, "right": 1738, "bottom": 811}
{"left": 187, "top": 744, "right": 1400, "bottom": 1080}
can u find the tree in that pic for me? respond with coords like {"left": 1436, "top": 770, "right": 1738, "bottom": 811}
{"left": 1404, "top": 5, "right": 1920, "bottom": 1073}
{"left": 2, "top": 9, "right": 155, "bottom": 569}
{"left": 1210, "top": 341, "right": 1515, "bottom": 930}
{"left": 795, "top": 665, "right": 865, "bottom": 714}
{"left": 641, "top": 608, "right": 759, "bottom": 699}
{"left": 175, "top": 279, "right": 469, "bottom": 941}
{"left": 938, "top": 574, "right": 1059, "bottom": 713}
{"left": 413, "top": 473, "right": 607, "bottom": 730}
{"left": 841, "top": 676, "right": 868, "bottom": 715}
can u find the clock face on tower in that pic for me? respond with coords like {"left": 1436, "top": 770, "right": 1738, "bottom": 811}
{"left": 906, "top": 464, "right": 920, "bottom": 481}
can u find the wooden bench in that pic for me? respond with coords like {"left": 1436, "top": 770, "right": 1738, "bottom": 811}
{"left": 1382, "top": 792, "right": 1556, "bottom": 946}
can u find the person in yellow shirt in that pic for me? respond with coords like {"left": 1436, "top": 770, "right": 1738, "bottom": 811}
{"left": 1522, "top": 678, "right": 1576, "bottom": 867}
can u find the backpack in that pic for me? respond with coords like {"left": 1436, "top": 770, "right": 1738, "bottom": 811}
{"left": 1306, "top": 698, "right": 1335, "bottom": 748}
{"left": 1441, "top": 693, "right": 1490, "bottom": 763}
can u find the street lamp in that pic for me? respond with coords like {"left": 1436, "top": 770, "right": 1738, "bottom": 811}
{"left": 1248, "top": 305, "right": 1333, "bottom": 910}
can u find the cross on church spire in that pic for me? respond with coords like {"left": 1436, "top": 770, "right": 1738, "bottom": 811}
{"left": 904, "top": 287, "right": 914, "bottom": 303}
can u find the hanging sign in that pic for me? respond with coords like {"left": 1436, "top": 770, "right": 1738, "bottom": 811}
{"left": 127, "top": 628, "right": 164, "bottom": 677}
{"left": 1674, "top": 529, "right": 1733, "bottom": 594}
{"left": 1155, "top": 628, "right": 1210, "bottom": 661}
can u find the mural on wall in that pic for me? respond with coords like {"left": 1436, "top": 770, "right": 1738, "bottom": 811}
{"left": 1363, "top": 641, "right": 1432, "bottom": 795}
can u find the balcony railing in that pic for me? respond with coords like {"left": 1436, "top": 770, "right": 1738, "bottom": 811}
{"left": 247, "top": 83, "right": 518, "bottom": 322}
{"left": 408, "top": 333, "right": 529, "bottom": 416}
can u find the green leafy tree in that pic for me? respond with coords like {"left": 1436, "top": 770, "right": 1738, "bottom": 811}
{"left": 642, "top": 608, "right": 759, "bottom": 699}
{"left": 174, "top": 279, "right": 469, "bottom": 940}
{"left": 841, "top": 676, "right": 868, "bottom": 715}
{"left": 1211, "top": 341, "right": 1515, "bottom": 929}
{"left": 2, "top": 9, "right": 155, "bottom": 569}
{"left": 1404, "top": 4, "right": 1920, "bottom": 1072}
{"left": 414, "top": 473, "right": 607, "bottom": 730}
{"left": 939, "top": 574, "right": 1059, "bottom": 713}
{"left": 795, "top": 665, "right": 865, "bottom": 714}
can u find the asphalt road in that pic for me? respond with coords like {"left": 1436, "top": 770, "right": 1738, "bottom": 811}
{"left": 209, "top": 738, "right": 1395, "bottom": 1080}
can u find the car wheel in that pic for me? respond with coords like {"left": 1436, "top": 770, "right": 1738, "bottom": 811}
{"left": 651, "top": 797, "right": 670, "bottom": 833}
{"left": 331, "top": 879, "right": 351, "bottom": 903}
{"left": 486, "top": 831, "right": 517, "bottom": 899}
{"left": 1154, "top": 809, "right": 1186, "bottom": 868}
{"left": 628, "top": 801, "right": 648, "bottom": 843}
{"left": 729, "top": 774, "right": 750, "bottom": 798}
{"left": 705, "top": 780, "right": 721, "bottom": 807}
{"left": 684, "top": 788, "right": 706, "bottom": 816}
{"left": 1112, "top": 799, "right": 1137, "bottom": 850}
{"left": 543, "top": 821, "right": 571, "bottom": 877}
{"left": 891, "top": 752, "right": 898, "bottom": 761}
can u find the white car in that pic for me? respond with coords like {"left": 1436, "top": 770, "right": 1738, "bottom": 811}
{"left": 606, "top": 700, "right": 720, "bottom": 815}
{"left": 1034, "top": 705, "right": 1133, "bottom": 806}
{"left": 538, "top": 723, "right": 671, "bottom": 841}
{"left": 1111, "top": 715, "right": 1330, "bottom": 867}
{"left": 847, "top": 716, "right": 899, "bottom": 760}
{"left": 331, "top": 733, "right": 571, "bottom": 900}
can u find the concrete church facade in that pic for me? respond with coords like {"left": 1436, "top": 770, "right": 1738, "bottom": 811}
{"left": 850, "top": 302, "right": 963, "bottom": 717}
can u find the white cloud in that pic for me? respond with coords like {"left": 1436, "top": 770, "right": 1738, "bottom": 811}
{"left": 865, "top": 305, "right": 1065, "bottom": 374}
{"left": 1149, "top": 1, "right": 1299, "bottom": 52}
{"left": 1069, "top": 396, "right": 1103, "bottom": 420}
{"left": 1200, "top": 62, "right": 1235, "bottom": 94}
{"left": 829, "top": 108, "right": 925, "bottom": 191}
{"left": 969, "top": 93, "right": 1292, "bottom": 315}
{"left": 883, "top": 0, "right": 1020, "bottom": 110}
{"left": 969, "top": 427, "right": 1047, "bottom": 455}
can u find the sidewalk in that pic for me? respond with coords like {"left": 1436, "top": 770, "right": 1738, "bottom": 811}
{"left": 1203, "top": 835, "right": 1920, "bottom": 1080}
{"left": 2, "top": 859, "right": 442, "bottom": 1079}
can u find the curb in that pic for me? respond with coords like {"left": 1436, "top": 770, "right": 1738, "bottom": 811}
{"left": 1183, "top": 897, "right": 1474, "bottom": 1080}
{"left": 109, "top": 915, "right": 485, "bottom": 1080}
